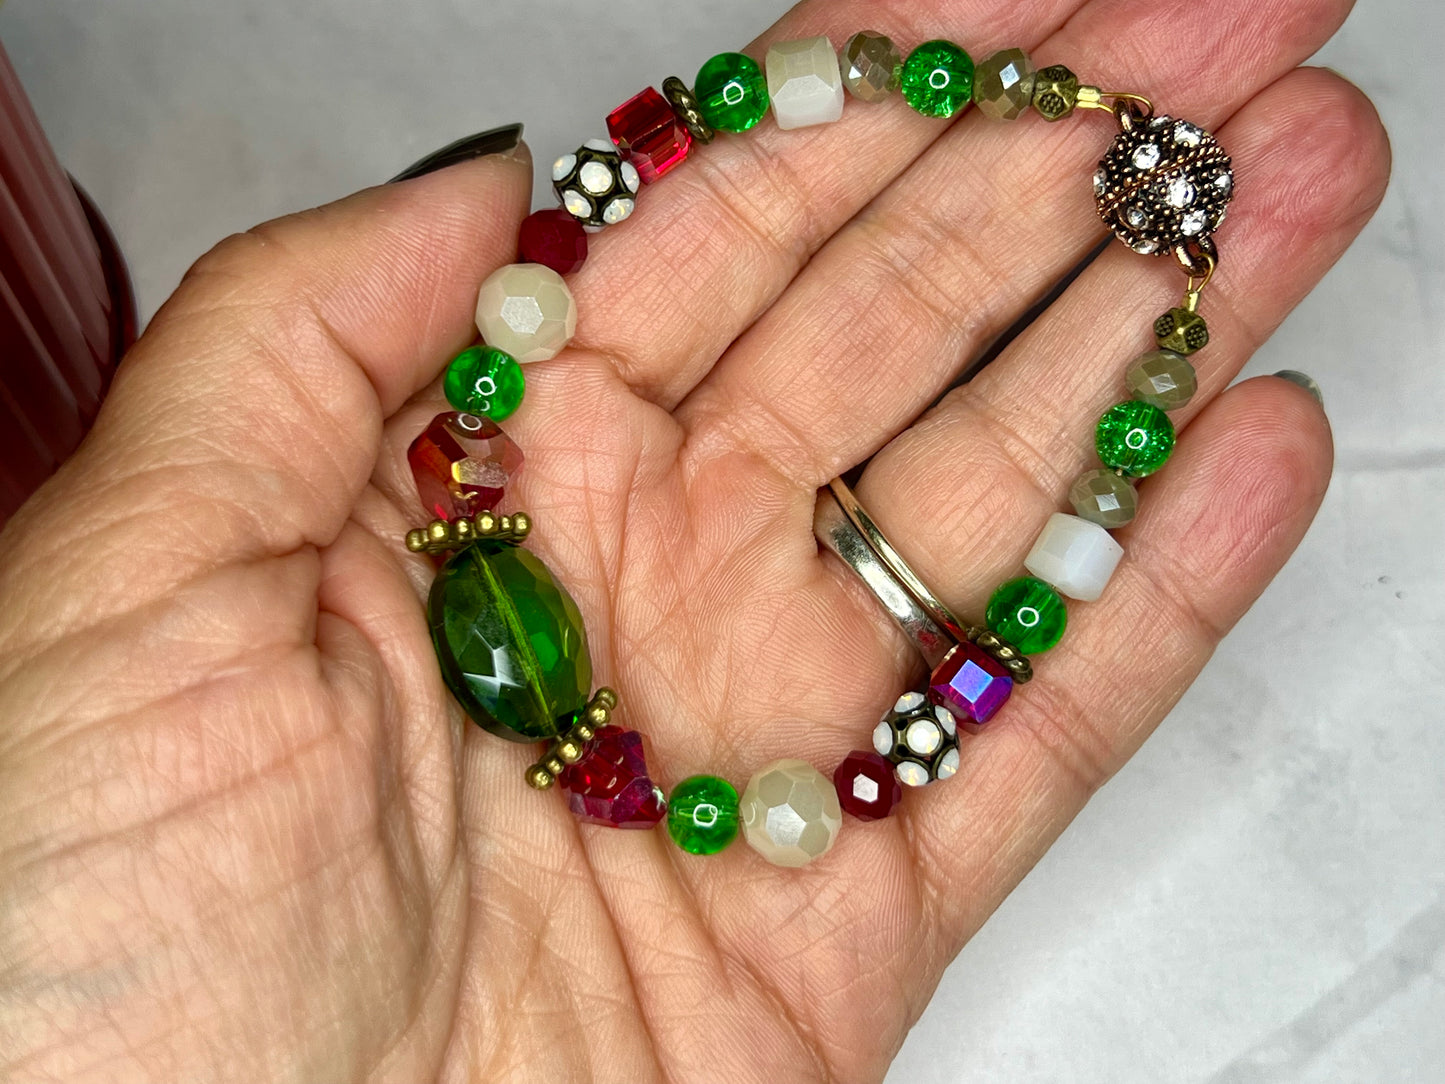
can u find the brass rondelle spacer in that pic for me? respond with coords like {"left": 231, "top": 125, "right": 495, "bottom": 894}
{"left": 595, "top": 687, "right": 619, "bottom": 709}
{"left": 571, "top": 722, "right": 596, "bottom": 743}
{"left": 585, "top": 703, "right": 610, "bottom": 727}
{"left": 556, "top": 738, "right": 585, "bottom": 764}
{"left": 525, "top": 764, "right": 554, "bottom": 790}
{"left": 406, "top": 529, "right": 427, "bottom": 552}
{"left": 427, "top": 520, "right": 450, "bottom": 542}
{"left": 542, "top": 755, "right": 566, "bottom": 777}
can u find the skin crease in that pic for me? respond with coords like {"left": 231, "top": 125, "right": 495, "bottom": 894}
{"left": 0, "top": 0, "right": 1389, "bottom": 1081}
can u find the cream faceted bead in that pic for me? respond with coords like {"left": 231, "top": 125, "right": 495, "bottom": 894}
{"left": 1023, "top": 512, "right": 1124, "bottom": 602}
{"left": 474, "top": 263, "right": 577, "bottom": 364}
{"left": 739, "top": 759, "right": 842, "bottom": 867}
{"left": 766, "top": 36, "right": 845, "bottom": 130}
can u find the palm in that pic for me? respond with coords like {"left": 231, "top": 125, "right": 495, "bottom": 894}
{"left": 0, "top": 0, "right": 1386, "bottom": 1079}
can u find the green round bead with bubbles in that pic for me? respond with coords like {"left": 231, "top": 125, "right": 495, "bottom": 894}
{"left": 1095, "top": 400, "right": 1176, "bottom": 477}
{"left": 667, "top": 774, "right": 740, "bottom": 855}
{"left": 900, "top": 40, "right": 975, "bottom": 118}
{"left": 986, "top": 576, "right": 1068, "bottom": 654}
{"left": 443, "top": 345, "right": 525, "bottom": 421}
{"left": 695, "top": 52, "right": 770, "bottom": 133}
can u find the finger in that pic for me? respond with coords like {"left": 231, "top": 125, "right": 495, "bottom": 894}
{"left": 0, "top": 150, "right": 532, "bottom": 657}
{"left": 907, "top": 374, "right": 1333, "bottom": 945}
{"left": 563, "top": 0, "right": 1091, "bottom": 407}
{"left": 855, "top": 67, "right": 1388, "bottom": 619}
{"left": 677, "top": 0, "right": 1354, "bottom": 490}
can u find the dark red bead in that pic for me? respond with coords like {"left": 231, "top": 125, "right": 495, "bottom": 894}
{"left": 607, "top": 87, "right": 692, "bottom": 184}
{"left": 407, "top": 411, "right": 522, "bottom": 522}
{"left": 833, "top": 750, "right": 902, "bottom": 821}
{"left": 518, "top": 209, "right": 588, "bottom": 275}
{"left": 559, "top": 725, "right": 665, "bottom": 829}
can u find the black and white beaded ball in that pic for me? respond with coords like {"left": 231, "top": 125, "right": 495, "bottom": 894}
{"left": 872, "top": 691, "right": 960, "bottom": 787}
{"left": 552, "top": 139, "right": 641, "bottom": 230}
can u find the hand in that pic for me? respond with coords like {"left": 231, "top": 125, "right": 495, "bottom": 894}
{"left": 0, "top": 0, "right": 1387, "bottom": 1079}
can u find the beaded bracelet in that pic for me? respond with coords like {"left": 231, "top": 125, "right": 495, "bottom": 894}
{"left": 404, "top": 32, "right": 1232, "bottom": 865}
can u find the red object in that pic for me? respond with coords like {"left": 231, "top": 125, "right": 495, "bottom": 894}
{"left": 1, "top": 40, "right": 136, "bottom": 526}
{"left": 833, "top": 750, "right": 902, "bottom": 821}
{"left": 559, "top": 725, "right": 666, "bottom": 829}
{"left": 517, "top": 209, "right": 588, "bottom": 275}
{"left": 928, "top": 641, "right": 1014, "bottom": 727}
{"left": 406, "top": 411, "right": 522, "bottom": 521}
{"left": 607, "top": 87, "right": 692, "bottom": 184}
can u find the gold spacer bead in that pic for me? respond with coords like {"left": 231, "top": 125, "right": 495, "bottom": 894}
{"left": 498, "top": 515, "right": 513, "bottom": 534}
{"left": 512, "top": 512, "right": 531, "bottom": 538}
{"left": 571, "top": 722, "right": 595, "bottom": 743}
{"left": 453, "top": 518, "right": 474, "bottom": 540}
{"left": 585, "top": 703, "right": 610, "bottom": 727}
{"left": 427, "top": 520, "right": 450, "bottom": 543}
{"left": 525, "top": 764, "right": 555, "bottom": 790}
{"left": 475, "top": 511, "right": 497, "bottom": 535}
{"left": 405, "top": 529, "right": 428, "bottom": 552}
{"left": 556, "top": 739, "right": 584, "bottom": 764}
{"left": 594, "top": 687, "right": 619, "bottom": 709}
{"left": 542, "top": 755, "right": 565, "bottom": 776}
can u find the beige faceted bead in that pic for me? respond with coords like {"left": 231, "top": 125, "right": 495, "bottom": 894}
{"left": 839, "top": 31, "right": 901, "bottom": 103}
{"left": 972, "top": 48, "right": 1036, "bottom": 121}
{"left": 474, "top": 263, "right": 577, "bottom": 364}
{"left": 739, "top": 759, "right": 842, "bottom": 868}
{"left": 1125, "top": 349, "right": 1197, "bottom": 411}
{"left": 767, "top": 36, "right": 845, "bottom": 130}
{"left": 1068, "top": 468, "right": 1138, "bottom": 529}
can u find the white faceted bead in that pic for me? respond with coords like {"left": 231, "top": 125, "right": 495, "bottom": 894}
{"left": 766, "top": 36, "right": 845, "bottom": 130}
{"left": 739, "top": 759, "right": 842, "bottom": 868}
{"left": 474, "top": 263, "right": 577, "bottom": 364}
{"left": 1023, "top": 512, "right": 1124, "bottom": 602}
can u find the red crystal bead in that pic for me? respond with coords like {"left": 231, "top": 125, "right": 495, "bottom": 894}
{"left": 518, "top": 209, "right": 588, "bottom": 275}
{"left": 607, "top": 87, "right": 693, "bottom": 184}
{"left": 407, "top": 411, "right": 522, "bottom": 521}
{"left": 833, "top": 750, "right": 902, "bottom": 821}
{"left": 928, "top": 642, "right": 1013, "bottom": 728}
{"left": 559, "top": 725, "right": 666, "bottom": 829}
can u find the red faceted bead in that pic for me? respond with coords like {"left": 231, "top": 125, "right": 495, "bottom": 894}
{"left": 407, "top": 411, "right": 522, "bottom": 521}
{"left": 929, "top": 641, "right": 1013, "bottom": 728}
{"left": 518, "top": 209, "right": 588, "bottom": 275}
{"left": 560, "top": 725, "right": 666, "bottom": 829}
{"left": 833, "top": 750, "right": 902, "bottom": 822}
{"left": 607, "top": 87, "right": 693, "bottom": 184}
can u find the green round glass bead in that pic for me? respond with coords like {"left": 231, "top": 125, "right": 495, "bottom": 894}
{"left": 695, "top": 52, "right": 770, "bottom": 133}
{"left": 985, "top": 576, "right": 1067, "bottom": 654}
{"left": 1095, "top": 401, "right": 1176, "bottom": 477}
{"left": 899, "top": 40, "right": 975, "bottom": 118}
{"left": 428, "top": 543, "right": 592, "bottom": 742}
{"left": 443, "top": 346, "right": 525, "bottom": 421}
{"left": 667, "top": 774, "right": 740, "bottom": 855}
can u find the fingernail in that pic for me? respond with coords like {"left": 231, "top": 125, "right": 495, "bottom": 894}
{"left": 1273, "top": 370, "right": 1324, "bottom": 407}
{"left": 390, "top": 123, "right": 525, "bottom": 183}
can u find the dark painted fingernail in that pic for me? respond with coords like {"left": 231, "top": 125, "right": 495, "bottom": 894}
{"left": 390, "top": 123, "right": 524, "bottom": 183}
{"left": 1273, "top": 370, "right": 1324, "bottom": 407}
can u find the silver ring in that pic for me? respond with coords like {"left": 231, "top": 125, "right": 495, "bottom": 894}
{"left": 825, "top": 478, "right": 972, "bottom": 644}
{"left": 813, "top": 485, "right": 954, "bottom": 666}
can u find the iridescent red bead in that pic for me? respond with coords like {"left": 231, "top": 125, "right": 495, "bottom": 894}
{"left": 518, "top": 208, "right": 589, "bottom": 275}
{"left": 833, "top": 750, "right": 902, "bottom": 821}
{"left": 559, "top": 725, "right": 666, "bottom": 828}
{"left": 407, "top": 411, "right": 522, "bottom": 522}
{"left": 928, "top": 642, "right": 1013, "bottom": 727}
{"left": 607, "top": 86, "right": 693, "bottom": 184}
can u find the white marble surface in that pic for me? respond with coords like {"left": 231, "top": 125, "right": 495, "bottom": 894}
{"left": 2, "top": 1, "right": 1440, "bottom": 1080}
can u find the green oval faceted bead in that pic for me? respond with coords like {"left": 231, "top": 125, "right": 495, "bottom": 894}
{"left": 443, "top": 346, "right": 525, "bottom": 421}
{"left": 985, "top": 576, "right": 1067, "bottom": 654}
{"left": 695, "top": 52, "right": 770, "bottom": 133}
{"left": 900, "top": 40, "right": 975, "bottom": 118}
{"left": 1095, "top": 401, "right": 1176, "bottom": 477}
{"left": 428, "top": 544, "right": 592, "bottom": 742}
{"left": 667, "top": 775, "right": 740, "bottom": 855}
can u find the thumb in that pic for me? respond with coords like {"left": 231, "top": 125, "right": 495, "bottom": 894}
{"left": 0, "top": 136, "right": 532, "bottom": 649}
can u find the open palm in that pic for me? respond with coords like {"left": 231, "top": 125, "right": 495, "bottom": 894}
{"left": 0, "top": 0, "right": 1386, "bottom": 1081}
